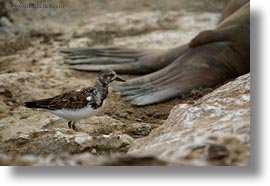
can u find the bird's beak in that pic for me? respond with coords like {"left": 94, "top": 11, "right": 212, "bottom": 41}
{"left": 115, "top": 76, "right": 126, "bottom": 82}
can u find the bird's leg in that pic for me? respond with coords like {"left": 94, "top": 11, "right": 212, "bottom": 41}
{"left": 71, "top": 121, "right": 78, "bottom": 131}
{"left": 68, "top": 121, "right": 72, "bottom": 129}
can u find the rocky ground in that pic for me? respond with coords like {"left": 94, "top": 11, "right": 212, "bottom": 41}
{"left": 0, "top": 0, "right": 250, "bottom": 166}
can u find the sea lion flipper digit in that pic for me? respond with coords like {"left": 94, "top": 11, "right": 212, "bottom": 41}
{"left": 70, "top": 63, "right": 142, "bottom": 74}
{"left": 60, "top": 47, "right": 145, "bottom": 61}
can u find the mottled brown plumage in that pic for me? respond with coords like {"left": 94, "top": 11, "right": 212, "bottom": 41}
{"left": 25, "top": 87, "right": 99, "bottom": 110}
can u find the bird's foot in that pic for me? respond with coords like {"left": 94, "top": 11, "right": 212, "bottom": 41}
{"left": 68, "top": 121, "right": 79, "bottom": 131}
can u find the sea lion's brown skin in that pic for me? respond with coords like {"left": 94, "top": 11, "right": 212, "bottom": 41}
{"left": 60, "top": 0, "right": 250, "bottom": 105}
{"left": 219, "top": 0, "right": 249, "bottom": 22}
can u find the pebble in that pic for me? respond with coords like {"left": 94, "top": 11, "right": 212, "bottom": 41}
{"left": 91, "top": 148, "right": 97, "bottom": 154}
{"left": 0, "top": 17, "right": 13, "bottom": 28}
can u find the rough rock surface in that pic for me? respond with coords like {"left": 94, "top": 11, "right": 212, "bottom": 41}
{"left": 0, "top": 128, "right": 134, "bottom": 156}
{"left": 128, "top": 74, "right": 250, "bottom": 166}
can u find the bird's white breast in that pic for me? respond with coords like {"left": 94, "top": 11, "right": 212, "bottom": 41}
{"left": 49, "top": 101, "right": 105, "bottom": 122}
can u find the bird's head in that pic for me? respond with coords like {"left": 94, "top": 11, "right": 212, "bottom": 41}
{"left": 97, "top": 70, "right": 125, "bottom": 85}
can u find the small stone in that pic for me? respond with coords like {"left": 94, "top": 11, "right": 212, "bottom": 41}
{"left": 31, "top": 59, "right": 37, "bottom": 64}
{"left": 126, "top": 110, "right": 133, "bottom": 114}
{"left": 135, "top": 118, "right": 143, "bottom": 122}
{"left": 205, "top": 144, "right": 230, "bottom": 160}
{"left": 0, "top": 17, "right": 12, "bottom": 28}
{"left": 1, "top": 89, "right": 13, "bottom": 98}
{"left": 91, "top": 148, "right": 97, "bottom": 154}
{"left": 118, "top": 112, "right": 128, "bottom": 118}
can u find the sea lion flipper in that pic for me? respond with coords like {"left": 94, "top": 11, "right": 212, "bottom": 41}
{"left": 114, "top": 41, "right": 243, "bottom": 105}
{"left": 60, "top": 47, "right": 154, "bottom": 74}
{"left": 60, "top": 45, "right": 188, "bottom": 74}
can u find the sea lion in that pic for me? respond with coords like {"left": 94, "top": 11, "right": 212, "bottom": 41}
{"left": 60, "top": 0, "right": 250, "bottom": 106}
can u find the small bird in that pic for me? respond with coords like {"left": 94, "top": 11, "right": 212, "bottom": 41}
{"left": 24, "top": 70, "right": 125, "bottom": 130}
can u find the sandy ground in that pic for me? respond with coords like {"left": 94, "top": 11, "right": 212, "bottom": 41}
{"left": 0, "top": 0, "right": 226, "bottom": 150}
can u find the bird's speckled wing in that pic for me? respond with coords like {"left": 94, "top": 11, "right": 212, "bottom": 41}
{"left": 25, "top": 87, "right": 98, "bottom": 110}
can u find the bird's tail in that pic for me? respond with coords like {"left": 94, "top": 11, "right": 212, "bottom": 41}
{"left": 24, "top": 101, "right": 50, "bottom": 109}
{"left": 24, "top": 101, "right": 39, "bottom": 108}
